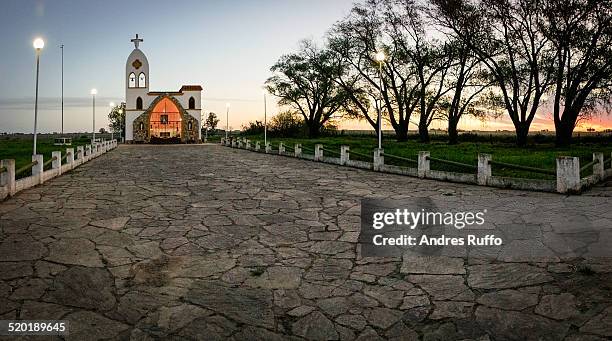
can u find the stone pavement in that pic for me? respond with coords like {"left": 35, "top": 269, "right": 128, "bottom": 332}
{"left": 0, "top": 144, "right": 611, "bottom": 341}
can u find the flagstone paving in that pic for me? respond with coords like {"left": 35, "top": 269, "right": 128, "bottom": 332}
{"left": 0, "top": 144, "right": 611, "bottom": 340}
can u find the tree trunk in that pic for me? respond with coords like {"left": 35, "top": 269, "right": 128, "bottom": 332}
{"left": 418, "top": 121, "right": 430, "bottom": 143}
{"left": 515, "top": 124, "right": 529, "bottom": 147}
{"left": 555, "top": 119, "right": 574, "bottom": 147}
{"left": 395, "top": 125, "right": 408, "bottom": 142}
{"left": 307, "top": 122, "right": 320, "bottom": 138}
{"left": 448, "top": 118, "right": 459, "bottom": 145}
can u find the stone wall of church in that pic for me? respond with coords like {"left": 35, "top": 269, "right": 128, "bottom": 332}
{"left": 181, "top": 115, "right": 199, "bottom": 143}
{"left": 130, "top": 95, "right": 200, "bottom": 144}
{"left": 132, "top": 114, "right": 150, "bottom": 143}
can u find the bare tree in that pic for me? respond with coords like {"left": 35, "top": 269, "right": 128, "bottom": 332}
{"left": 541, "top": 0, "right": 612, "bottom": 146}
{"left": 266, "top": 40, "right": 349, "bottom": 137}
{"left": 438, "top": 37, "right": 497, "bottom": 144}
{"left": 432, "top": 0, "right": 556, "bottom": 146}
{"left": 384, "top": 0, "right": 455, "bottom": 142}
{"left": 331, "top": 0, "right": 421, "bottom": 141}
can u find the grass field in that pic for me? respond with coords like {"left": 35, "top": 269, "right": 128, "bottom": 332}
{"left": 236, "top": 134, "right": 612, "bottom": 179}
{"left": 2, "top": 134, "right": 610, "bottom": 180}
{"left": 0, "top": 136, "right": 94, "bottom": 178}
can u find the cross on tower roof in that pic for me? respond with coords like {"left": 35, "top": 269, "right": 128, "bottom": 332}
{"left": 131, "top": 34, "right": 143, "bottom": 49}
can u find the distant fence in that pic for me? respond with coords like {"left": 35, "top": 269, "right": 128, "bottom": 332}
{"left": 221, "top": 137, "right": 611, "bottom": 194}
{"left": 0, "top": 140, "right": 118, "bottom": 201}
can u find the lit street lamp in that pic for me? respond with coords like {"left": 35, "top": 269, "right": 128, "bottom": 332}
{"left": 118, "top": 106, "right": 124, "bottom": 143}
{"left": 226, "top": 103, "right": 230, "bottom": 139}
{"left": 32, "top": 38, "right": 44, "bottom": 155}
{"left": 203, "top": 110, "right": 208, "bottom": 142}
{"left": 263, "top": 90, "right": 267, "bottom": 146}
{"left": 91, "top": 89, "right": 97, "bottom": 143}
{"left": 109, "top": 102, "right": 115, "bottom": 140}
{"left": 60, "top": 44, "right": 64, "bottom": 135}
{"left": 375, "top": 51, "right": 386, "bottom": 149}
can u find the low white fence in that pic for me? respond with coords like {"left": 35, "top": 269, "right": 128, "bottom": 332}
{"left": 0, "top": 140, "right": 118, "bottom": 200}
{"left": 221, "top": 137, "right": 612, "bottom": 194}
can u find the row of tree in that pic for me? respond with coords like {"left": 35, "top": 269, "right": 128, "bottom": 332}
{"left": 265, "top": 0, "right": 611, "bottom": 146}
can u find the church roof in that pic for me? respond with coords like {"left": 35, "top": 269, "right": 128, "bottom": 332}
{"left": 147, "top": 85, "right": 202, "bottom": 96}
{"left": 180, "top": 85, "right": 203, "bottom": 92}
{"left": 147, "top": 85, "right": 203, "bottom": 96}
{"left": 147, "top": 91, "right": 182, "bottom": 96}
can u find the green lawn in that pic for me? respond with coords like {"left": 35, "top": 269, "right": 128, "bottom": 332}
{"left": 0, "top": 136, "right": 94, "bottom": 178}
{"left": 235, "top": 134, "right": 612, "bottom": 179}
{"left": 3, "top": 134, "right": 608, "bottom": 181}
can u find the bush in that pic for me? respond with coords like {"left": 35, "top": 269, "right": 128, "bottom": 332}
{"left": 241, "top": 120, "right": 265, "bottom": 135}
{"left": 269, "top": 111, "right": 305, "bottom": 137}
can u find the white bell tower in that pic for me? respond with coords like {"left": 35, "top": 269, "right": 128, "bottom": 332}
{"left": 124, "top": 34, "right": 150, "bottom": 141}
{"left": 125, "top": 34, "right": 149, "bottom": 111}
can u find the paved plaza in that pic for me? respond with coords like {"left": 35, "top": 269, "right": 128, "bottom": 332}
{"left": 0, "top": 144, "right": 611, "bottom": 340}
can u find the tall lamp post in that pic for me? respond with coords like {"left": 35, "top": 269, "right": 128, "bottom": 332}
{"left": 60, "top": 44, "right": 64, "bottom": 135}
{"left": 226, "top": 103, "right": 230, "bottom": 139}
{"left": 375, "top": 51, "right": 386, "bottom": 149}
{"left": 91, "top": 89, "right": 97, "bottom": 143}
{"left": 263, "top": 90, "right": 267, "bottom": 146}
{"left": 32, "top": 38, "right": 44, "bottom": 155}
{"left": 119, "top": 106, "right": 124, "bottom": 143}
{"left": 109, "top": 102, "right": 115, "bottom": 141}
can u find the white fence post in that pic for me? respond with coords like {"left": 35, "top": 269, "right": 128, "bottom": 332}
{"left": 66, "top": 148, "right": 74, "bottom": 170}
{"left": 556, "top": 157, "right": 581, "bottom": 193}
{"left": 246, "top": 139, "right": 251, "bottom": 150}
{"left": 77, "top": 146, "right": 84, "bottom": 163}
{"left": 265, "top": 142, "right": 271, "bottom": 154}
{"left": 85, "top": 145, "right": 91, "bottom": 161}
{"left": 32, "top": 154, "right": 43, "bottom": 184}
{"left": 255, "top": 141, "right": 261, "bottom": 151}
{"left": 418, "top": 151, "right": 430, "bottom": 178}
{"left": 295, "top": 144, "right": 302, "bottom": 157}
{"left": 373, "top": 148, "right": 384, "bottom": 171}
{"left": 593, "top": 152, "right": 604, "bottom": 181}
{"left": 279, "top": 142, "right": 285, "bottom": 155}
{"left": 314, "top": 144, "right": 323, "bottom": 161}
{"left": 340, "top": 145, "right": 350, "bottom": 165}
{"left": 477, "top": 153, "right": 492, "bottom": 186}
{"left": 52, "top": 151, "right": 62, "bottom": 176}
{"left": 0, "top": 159, "right": 16, "bottom": 196}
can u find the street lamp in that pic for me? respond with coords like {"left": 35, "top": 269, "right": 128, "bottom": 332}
{"left": 203, "top": 110, "right": 208, "bottom": 142}
{"left": 226, "top": 103, "right": 230, "bottom": 139}
{"left": 32, "top": 38, "right": 44, "bottom": 155}
{"left": 375, "top": 51, "right": 386, "bottom": 149}
{"left": 60, "top": 44, "right": 64, "bottom": 135}
{"left": 118, "top": 106, "right": 124, "bottom": 143}
{"left": 91, "top": 88, "right": 97, "bottom": 143}
{"left": 109, "top": 102, "right": 115, "bottom": 140}
{"left": 263, "top": 90, "right": 267, "bottom": 146}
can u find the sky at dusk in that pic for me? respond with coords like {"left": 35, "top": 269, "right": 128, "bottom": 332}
{"left": 0, "top": 0, "right": 610, "bottom": 134}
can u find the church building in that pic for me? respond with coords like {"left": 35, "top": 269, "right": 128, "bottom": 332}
{"left": 124, "top": 34, "right": 202, "bottom": 143}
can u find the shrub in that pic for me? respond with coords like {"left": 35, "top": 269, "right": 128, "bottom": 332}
{"left": 241, "top": 120, "right": 265, "bottom": 135}
{"left": 269, "top": 111, "right": 305, "bottom": 137}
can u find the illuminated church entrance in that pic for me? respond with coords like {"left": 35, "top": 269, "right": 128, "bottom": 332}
{"left": 124, "top": 34, "right": 202, "bottom": 143}
{"left": 150, "top": 98, "right": 181, "bottom": 142}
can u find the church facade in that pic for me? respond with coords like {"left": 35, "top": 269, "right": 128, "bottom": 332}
{"left": 124, "top": 35, "right": 202, "bottom": 143}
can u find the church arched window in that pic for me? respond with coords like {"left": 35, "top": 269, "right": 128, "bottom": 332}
{"left": 139, "top": 122, "right": 144, "bottom": 130}
{"left": 129, "top": 72, "right": 136, "bottom": 88}
{"left": 188, "top": 121, "right": 193, "bottom": 130}
{"left": 138, "top": 73, "right": 146, "bottom": 88}
{"left": 188, "top": 97, "right": 195, "bottom": 109}
{"left": 136, "top": 97, "right": 143, "bottom": 110}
